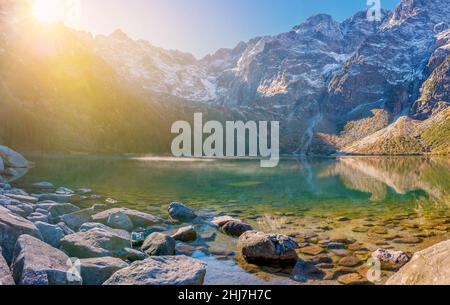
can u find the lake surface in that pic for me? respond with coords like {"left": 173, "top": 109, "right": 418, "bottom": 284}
{"left": 13, "top": 155, "right": 450, "bottom": 284}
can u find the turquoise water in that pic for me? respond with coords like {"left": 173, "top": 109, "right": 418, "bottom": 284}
{"left": 12, "top": 155, "right": 450, "bottom": 284}
{"left": 15, "top": 155, "right": 450, "bottom": 218}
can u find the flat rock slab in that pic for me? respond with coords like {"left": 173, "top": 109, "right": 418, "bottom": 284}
{"left": 11, "top": 235, "right": 81, "bottom": 285}
{"left": 103, "top": 256, "right": 206, "bottom": 285}
{"left": 387, "top": 239, "right": 450, "bottom": 285}
{"left": 80, "top": 257, "right": 128, "bottom": 285}
{"left": 0, "top": 207, "right": 42, "bottom": 265}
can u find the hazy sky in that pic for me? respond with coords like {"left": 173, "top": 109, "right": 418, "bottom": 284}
{"left": 75, "top": 0, "right": 400, "bottom": 58}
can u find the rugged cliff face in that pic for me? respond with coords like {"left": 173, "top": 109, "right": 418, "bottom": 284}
{"left": 0, "top": 0, "right": 449, "bottom": 155}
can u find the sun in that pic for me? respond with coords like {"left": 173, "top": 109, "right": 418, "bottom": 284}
{"left": 32, "top": 0, "right": 69, "bottom": 24}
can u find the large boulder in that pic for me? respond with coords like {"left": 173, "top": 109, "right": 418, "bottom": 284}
{"left": 238, "top": 231, "right": 299, "bottom": 264}
{"left": 60, "top": 228, "right": 131, "bottom": 259}
{"left": 372, "top": 249, "right": 411, "bottom": 270}
{"left": 35, "top": 222, "right": 66, "bottom": 248}
{"left": 168, "top": 202, "right": 197, "bottom": 222}
{"left": 11, "top": 235, "right": 81, "bottom": 285}
{"left": 92, "top": 208, "right": 161, "bottom": 229}
{"left": 0, "top": 146, "right": 29, "bottom": 168}
{"left": 387, "top": 239, "right": 450, "bottom": 285}
{"left": 79, "top": 257, "right": 128, "bottom": 285}
{"left": 0, "top": 207, "right": 42, "bottom": 264}
{"left": 141, "top": 233, "right": 176, "bottom": 256}
{"left": 103, "top": 256, "right": 206, "bottom": 285}
{"left": 0, "top": 247, "right": 15, "bottom": 285}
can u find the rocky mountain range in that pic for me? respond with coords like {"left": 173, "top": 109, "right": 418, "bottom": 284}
{"left": 0, "top": 0, "right": 448, "bottom": 155}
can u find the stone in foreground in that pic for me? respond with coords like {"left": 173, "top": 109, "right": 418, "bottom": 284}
{"left": 0, "top": 247, "right": 15, "bottom": 285}
{"left": 371, "top": 249, "right": 411, "bottom": 270}
{"left": 141, "top": 232, "right": 176, "bottom": 256}
{"left": 0, "top": 207, "right": 42, "bottom": 265}
{"left": 80, "top": 257, "right": 128, "bottom": 285}
{"left": 103, "top": 256, "right": 206, "bottom": 285}
{"left": 168, "top": 202, "right": 197, "bottom": 222}
{"left": 387, "top": 239, "right": 450, "bottom": 285}
{"left": 11, "top": 235, "right": 81, "bottom": 285}
{"left": 238, "top": 231, "right": 299, "bottom": 264}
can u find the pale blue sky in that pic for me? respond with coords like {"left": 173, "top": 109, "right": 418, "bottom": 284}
{"left": 77, "top": 0, "right": 400, "bottom": 58}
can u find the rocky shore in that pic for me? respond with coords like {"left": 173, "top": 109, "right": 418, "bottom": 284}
{"left": 0, "top": 147, "right": 449, "bottom": 285}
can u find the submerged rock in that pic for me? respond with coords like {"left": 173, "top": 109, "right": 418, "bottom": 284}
{"left": 211, "top": 216, "right": 237, "bottom": 227}
{"left": 238, "top": 231, "right": 299, "bottom": 264}
{"left": 80, "top": 257, "right": 128, "bottom": 285}
{"left": 372, "top": 249, "right": 411, "bottom": 270}
{"left": 168, "top": 202, "right": 197, "bottom": 222}
{"left": 387, "top": 239, "right": 450, "bottom": 285}
{"left": 103, "top": 256, "right": 206, "bottom": 285}
{"left": 0, "top": 207, "right": 42, "bottom": 265}
{"left": 141, "top": 232, "right": 176, "bottom": 256}
{"left": 171, "top": 226, "right": 197, "bottom": 242}
{"left": 0, "top": 247, "right": 15, "bottom": 285}
{"left": 32, "top": 182, "right": 55, "bottom": 190}
{"left": 11, "top": 235, "right": 81, "bottom": 285}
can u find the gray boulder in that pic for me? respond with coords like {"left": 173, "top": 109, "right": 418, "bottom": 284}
{"left": 4, "top": 193, "right": 38, "bottom": 204}
{"left": 60, "top": 228, "right": 131, "bottom": 259}
{"left": 5, "top": 205, "right": 27, "bottom": 218}
{"left": 31, "top": 182, "right": 55, "bottom": 190}
{"left": 61, "top": 208, "right": 94, "bottom": 231}
{"left": 103, "top": 256, "right": 206, "bottom": 285}
{"left": 0, "top": 145, "right": 29, "bottom": 168}
{"left": 387, "top": 239, "right": 450, "bottom": 285}
{"left": 211, "top": 216, "right": 238, "bottom": 227}
{"left": 107, "top": 211, "right": 134, "bottom": 231}
{"left": 37, "top": 193, "right": 75, "bottom": 203}
{"left": 238, "top": 231, "right": 299, "bottom": 264}
{"left": 141, "top": 232, "right": 176, "bottom": 256}
{"left": 92, "top": 208, "right": 161, "bottom": 229}
{"left": 168, "top": 202, "right": 197, "bottom": 222}
{"left": 0, "top": 247, "right": 15, "bottom": 285}
{"left": 171, "top": 226, "right": 197, "bottom": 242}
{"left": 372, "top": 249, "right": 411, "bottom": 270}
{"left": 35, "top": 222, "right": 66, "bottom": 248}
{"left": 11, "top": 235, "right": 81, "bottom": 285}
{"left": 79, "top": 223, "right": 131, "bottom": 240}
{"left": 0, "top": 156, "right": 4, "bottom": 174}
{"left": 80, "top": 257, "right": 128, "bottom": 285}
{"left": 0, "top": 207, "right": 42, "bottom": 264}
{"left": 49, "top": 203, "right": 80, "bottom": 218}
